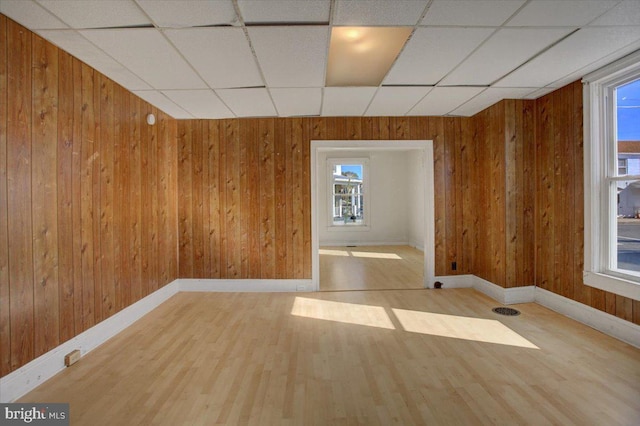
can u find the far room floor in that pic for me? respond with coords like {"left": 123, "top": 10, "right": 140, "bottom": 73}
{"left": 320, "top": 245, "right": 424, "bottom": 291}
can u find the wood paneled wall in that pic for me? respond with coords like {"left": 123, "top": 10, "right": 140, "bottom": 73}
{"left": 177, "top": 117, "right": 473, "bottom": 279}
{"left": 0, "top": 17, "right": 179, "bottom": 377}
{"left": 2, "top": 13, "right": 638, "bottom": 381}
{"left": 469, "top": 100, "right": 535, "bottom": 288}
{"left": 534, "top": 81, "right": 640, "bottom": 324}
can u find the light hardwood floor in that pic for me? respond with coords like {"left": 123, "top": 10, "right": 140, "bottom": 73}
{"left": 320, "top": 245, "right": 424, "bottom": 291}
{"left": 18, "top": 288, "right": 640, "bottom": 425}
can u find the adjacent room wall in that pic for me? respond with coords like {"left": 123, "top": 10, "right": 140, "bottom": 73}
{"left": 317, "top": 149, "right": 412, "bottom": 246}
{"left": 0, "top": 17, "right": 179, "bottom": 377}
{"left": 406, "top": 150, "right": 425, "bottom": 250}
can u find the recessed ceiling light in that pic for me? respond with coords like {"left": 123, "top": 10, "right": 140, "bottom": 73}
{"left": 327, "top": 27, "right": 412, "bottom": 87}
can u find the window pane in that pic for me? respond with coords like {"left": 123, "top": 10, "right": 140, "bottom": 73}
{"left": 616, "top": 179, "right": 640, "bottom": 274}
{"left": 616, "top": 79, "right": 640, "bottom": 177}
{"left": 331, "top": 161, "right": 366, "bottom": 226}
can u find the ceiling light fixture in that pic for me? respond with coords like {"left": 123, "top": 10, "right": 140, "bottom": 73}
{"left": 326, "top": 27, "right": 412, "bottom": 87}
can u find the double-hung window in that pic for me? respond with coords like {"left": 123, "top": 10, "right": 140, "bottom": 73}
{"left": 584, "top": 51, "right": 640, "bottom": 301}
{"left": 328, "top": 158, "right": 369, "bottom": 227}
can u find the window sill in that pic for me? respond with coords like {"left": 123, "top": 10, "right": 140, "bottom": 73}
{"left": 583, "top": 271, "right": 640, "bottom": 301}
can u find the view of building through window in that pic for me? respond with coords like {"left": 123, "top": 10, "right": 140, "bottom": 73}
{"left": 332, "top": 163, "right": 365, "bottom": 226}
{"left": 616, "top": 78, "right": 640, "bottom": 274}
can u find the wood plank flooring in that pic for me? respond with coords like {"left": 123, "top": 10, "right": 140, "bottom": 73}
{"left": 19, "top": 288, "right": 640, "bottom": 425}
{"left": 320, "top": 245, "right": 424, "bottom": 291}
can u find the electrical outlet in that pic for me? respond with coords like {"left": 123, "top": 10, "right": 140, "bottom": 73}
{"left": 64, "top": 349, "right": 81, "bottom": 367}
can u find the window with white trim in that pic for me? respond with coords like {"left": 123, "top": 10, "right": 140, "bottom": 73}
{"left": 328, "top": 158, "right": 369, "bottom": 227}
{"left": 584, "top": 51, "right": 640, "bottom": 301}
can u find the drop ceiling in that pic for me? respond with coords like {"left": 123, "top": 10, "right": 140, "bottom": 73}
{"left": 2, "top": 0, "right": 639, "bottom": 119}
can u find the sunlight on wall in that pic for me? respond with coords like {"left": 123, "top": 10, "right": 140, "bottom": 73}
{"left": 291, "top": 297, "right": 395, "bottom": 329}
{"left": 392, "top": 308, "right": 539, "bottom": 349}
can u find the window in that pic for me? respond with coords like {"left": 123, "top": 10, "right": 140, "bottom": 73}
{"left": 328, "top": 158, "right": 369, "bottom": 227}
{"left": 584, "top": 51, "right": 640, "bottom": 301}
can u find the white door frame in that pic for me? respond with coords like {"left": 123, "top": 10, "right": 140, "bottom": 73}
{"left": 310, "top": 140, "right": 435, "bottom": 291}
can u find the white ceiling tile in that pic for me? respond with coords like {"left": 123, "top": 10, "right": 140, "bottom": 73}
{"left": 0, "top": 0, "right": 68, "bottom": 29}
{"left": 408, "top": 87, "right": 484, "bottom": 116}
{"left": 365, "top": 87, "right": 432, "bottom": 116}
{"left": 248, "top": 26, "right": 329, "bottom": 88}
{"left": 162, "top": 90, "right": 233, "bottom": 118}
{"left": 384, "top": 27, "right": 494, "bottom": 85}
{"left": 421, "top": 0, "right": 526, "bottom": 26}
{"left": 334, "top": 0, "right": 428, "bottom": 25}
{"left": 589, "top": 0, "right": 640, "bottom": 26}
{"left": 450, "top": 87, "right": 536, "bottom": 116}
{"left": 37, "top": 0, "right": 151, "bottom": 29}
{"left": 322, "top": 87, "right": 377, "bottom": 116}
{"left": 441, "top": 28, "right": 574, "bottom": 86}
{"left": 506, "top": 0, "right": 618, "bottom": 27}
{"left": 164, "top": 28, "right": 262, "bottom": 89}
{"left": 36, "top": 29, "right": 152, "bottom": 91}
{"left": 133, "top": 90, "right": 193, "bottom": 119}
{"left": 80, "top": 29, "right": 206, "bottom": 90}
{"left": 238, "top": 0, "right": 330, "bottom": 24}
{"left": 216, "top": 88, "right": 277, "bottom": 117}
{"left": 137, "top": 0, "right": 238, "bottom": 28}
{"left": 270, "top": 88, "right": 322, "bottom": 116}
{"left": 496, "top": 27, "right": 640, "bottom": 88}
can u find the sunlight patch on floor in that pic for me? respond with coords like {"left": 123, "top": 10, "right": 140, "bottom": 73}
{"left": 351, "top": 251, "right": 402, "bottom": 259}
{"left": 392, "top": 308, "right": 539, "bottom": 349}
{"left": 319, "top": 249, "right": 350, "bottom": 256}
{"left": 319, "top": 248, "right": 402, "bottom": 259}
{"left": 291, "top": 297, "right": 395, "bottom": 329}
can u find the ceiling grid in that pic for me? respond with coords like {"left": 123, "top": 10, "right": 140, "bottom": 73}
{"left": 1, "top": 0, "right": 637, "bottom": 119}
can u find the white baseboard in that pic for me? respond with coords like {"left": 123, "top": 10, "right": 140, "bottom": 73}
{"left": 3, "top": 275, "right": 638, "bottom": 403}
{"left": 535, "top": 287, "right": 640, "bottom": 349}
{"left": 471, "top": 276, "right": 536, "bottom": 305}
{"left": 178, "top": 279, "right": 313, "bottom": 293}
{"left": 0, "top": 280, "right": 180, "bottom": 403}
{"left": 433, "top": 274, "right": 474, "bottom": 289}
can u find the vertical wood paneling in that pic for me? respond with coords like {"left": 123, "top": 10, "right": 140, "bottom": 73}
{"left": 430, "top": 117, "right": 446, "bottom": 276}
{"left": 4, "top": 15, "right": 639, "bottom": 378}
{"left": 191, "top": 121, "right": 205, "bottom": 278}
{"left": 32, "top": 34, "right": 60, "bottom": 356}
{"left": 7, "top": 20, "right": 34, "bottom": 370}
{"left": 56, "top": 51, "right": 75, "bottom": 342}
{"left": 177, "top": 121, "right": 193, "bottom": 277}
{"left": 207, "top": 121, "right": 221, "bottom": 278}
{"left": 0, "top": 15, "right": 10, "bottom": 376}
{"left": 224, "top": 120, "right": 240, "bottom": 278}
{"left": 129, "top": 95, "right": 142, "bottom": 302}
{"left": 0, "top": 17, "right": 179, "bottom": 376}
{"left": 259, "top": 119, "right": 276, "bottom": 278}
{"left": 99, "top": 75, "right": 115, "bottom": 319}
{"left": 80, "top": 63, "right": 96, "bottom": 331}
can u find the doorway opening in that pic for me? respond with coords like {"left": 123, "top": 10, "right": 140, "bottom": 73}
{"left": 310, "top": 140, "right": 435, "bottom": 291}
